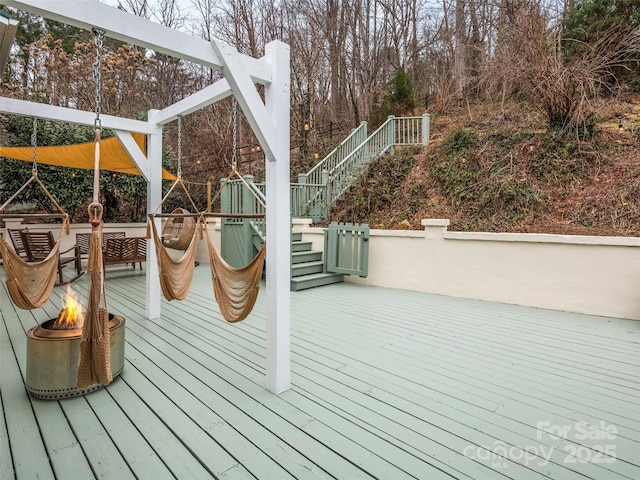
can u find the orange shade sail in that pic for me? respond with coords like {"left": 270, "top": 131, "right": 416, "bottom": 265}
{"left": 0, "top": 133, "right": 176, "bottom": 180}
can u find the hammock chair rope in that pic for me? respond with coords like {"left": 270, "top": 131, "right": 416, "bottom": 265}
{"left": 76, "top": 29, "right": 112, "bottom": 389}
{"left": 0, "top": 118, "right": 71, "bottom": 309}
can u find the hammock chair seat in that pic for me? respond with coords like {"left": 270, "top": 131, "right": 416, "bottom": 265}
{"left": 162, "top": 208, "right": 196, "bottom": 250}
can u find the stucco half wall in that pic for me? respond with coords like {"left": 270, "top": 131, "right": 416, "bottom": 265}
{"left": 297, "top": 219, "right": 640, "bottom": 321}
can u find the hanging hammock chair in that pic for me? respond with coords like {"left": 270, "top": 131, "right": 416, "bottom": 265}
{"left": 149, "top": 209, "right": 201, "bottom": 301}
{"left": 0, "top": 214, "right": 68, "bottom": 310}
{"left": 147, "top": 115, "right": 203, "bottom": 302}
{"left": 0, "top": 118, "right": 74, "bottom": 310}
{"left": 204, "top": 220, "right": 265, "bottom": 323}
{"left": 201, "top": 164, "right": 267, "bottom": 322}
{"left": 161, "top": 207, "right": 197, "bottom": 250}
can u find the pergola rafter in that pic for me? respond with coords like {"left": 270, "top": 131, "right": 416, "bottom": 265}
{"left": 0, "top": 0, "right": 291, "bottom": 394}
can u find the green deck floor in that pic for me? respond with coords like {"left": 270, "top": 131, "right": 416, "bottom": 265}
{"left": 1, "top": 264, "right": 639, "bottom": 479}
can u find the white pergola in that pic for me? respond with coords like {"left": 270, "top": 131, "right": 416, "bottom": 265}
{"left": 0, "top": 0, "right": 291, "bottom": 394}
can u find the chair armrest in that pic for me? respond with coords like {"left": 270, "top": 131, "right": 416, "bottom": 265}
{"left": 60, "top": 245, "right": 78, "bottom": 255}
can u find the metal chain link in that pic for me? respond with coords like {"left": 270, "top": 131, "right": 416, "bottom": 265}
{"left": 31, "top": 117, "right": 37, "bottom": 172}
{"left": 92, "top": 28, "right": 104, "bottom": 130}
{"left": 177, "top": 115, "right": 182, "bottom": 177}
{"left": 232, "top": 100, "right": 237, "bottom": 168}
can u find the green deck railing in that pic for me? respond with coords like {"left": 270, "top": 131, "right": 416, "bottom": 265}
{"left": 223, "top": 114, "right": 430, "bottom": 224}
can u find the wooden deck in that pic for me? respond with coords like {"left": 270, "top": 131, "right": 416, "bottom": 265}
{"left": 1, "top": 264, "right": 639, "bottom": 479}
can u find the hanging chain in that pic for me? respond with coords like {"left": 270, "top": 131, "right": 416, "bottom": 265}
{"left": 31, "top": 117, "right": 38, "bottom": 173}
{"left": 231, "top": 100, "right": 237, "bottom": 168}
{"left": 92, "top": 28, "right": 104, "bottom": 131}
{"left": 177, "top": 115, "right": 183, "bottom": 177}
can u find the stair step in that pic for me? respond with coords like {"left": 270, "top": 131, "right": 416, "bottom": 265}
{"left": 291, "top": 272, "right": 344, "bottom": 291}
{"left": 291, "top": 260, "right": 324, "bottom": 277}
{"left": 291, "top": 231, "right": 303, "bottom": 242}
{"left": 291, "top": 241, "right": 313, "bottom": 253}
{"left": 291, "top": 251, "right": 322, "bottom": 264}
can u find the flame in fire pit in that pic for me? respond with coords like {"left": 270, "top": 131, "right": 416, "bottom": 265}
{"left": 53, "top": 285, "right": 84, "bottom": 330}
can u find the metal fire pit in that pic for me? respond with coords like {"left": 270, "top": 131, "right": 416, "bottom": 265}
{"left": 25, "top": 314, "right": 125, "bottom": 400}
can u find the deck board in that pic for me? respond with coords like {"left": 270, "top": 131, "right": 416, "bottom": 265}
{"left": 1, "top": 264, "right": 639, "bottom": 480}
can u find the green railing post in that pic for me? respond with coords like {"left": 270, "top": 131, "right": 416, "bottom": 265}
{"left": 387, "top": 115, "right": 395, "bottom": 155}
{"left": 359, "top": 120, "right": 368, "bottom": 144}
{"left": 295, "top": 174, "right": 307, "bottom": 218}
{"left": 220, "top": 178, "right": 229, "bottom": 213}
{"left": 242, "top": 175, "right": 256, "bottom": 215}
{"left": 242, "top": 175, "right": 256, "bottom": 262}
{"left": 422, "top": 113, "right": 431, "bottom": 146}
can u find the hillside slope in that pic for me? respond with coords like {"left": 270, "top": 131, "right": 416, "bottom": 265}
{"left": 332, "top": 99, "right": 640, "bottom": 236}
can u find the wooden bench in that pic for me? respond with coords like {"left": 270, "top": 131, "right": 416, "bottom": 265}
{"left": 103, "top": 237, "right": 146, "bottom": 271}
{"left": 76, "top": 231, "right": 126, "bottom": 259}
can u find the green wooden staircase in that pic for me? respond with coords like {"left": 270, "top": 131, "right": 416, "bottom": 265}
{"left": 290, "top": 231, "right": 343, "bottom": 291}
{"left": 218, "top": 114, "right": 428, "bottom": 289}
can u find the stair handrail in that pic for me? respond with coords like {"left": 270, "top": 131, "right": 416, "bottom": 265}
{"left": 301, "top": 121, "right": 368, "bottom": 186}
{"left": 326, "top": 116, "right": 395, "bottom": 205}
{"left": 224, "top": 115, "right": 430, "bottom": 223}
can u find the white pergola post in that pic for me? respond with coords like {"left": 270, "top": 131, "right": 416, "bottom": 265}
{"left": 212, "top": 39, "right": 292, "bottom": 394}
{"left": 264, "top": 41, "right": 291, "bottom": 394}
{"left": 145, "top": 110, "right": 163, "bottom": 320}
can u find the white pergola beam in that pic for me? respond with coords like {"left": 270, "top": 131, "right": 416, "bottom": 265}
{"left": 0, "top": 97, "right": 159, "bottom": 134}
{"left": 154, "top": 78, "right": 232, "bottom": 126}
{"left": 212, "top": 40, "right": 278, "bottom": 162}
{"left": 4, "top": 1, "right": 271, "bottom": 85}
{"left": 113, "top": 130, "right": 149, "bottom": 181}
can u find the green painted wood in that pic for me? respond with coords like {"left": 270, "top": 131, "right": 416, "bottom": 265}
{"left": 291, "top": 250, "right": 322, "bottom": 264}
{"left": 0, "top": 295, "right": 54, "bottom": 480}
{"left": 0, "top": 379, "right": 13, "bottom": 479}
{"left": 105, "top": 377, "right": 213, "bottom": 479}
{"left": 0, "top": 284, "right": 96, "bottom": 480}
{"left": 3, "top": 267, "right": 640, "bottom": 480}
{"left": 291, "top": 231, "right": 303, "bottom": 242}
{"left": 287, "top": 285, "right": 639, "bottom": 479}
{"left": 106, "top": 280, "right": 380, "bottom": 480}
{"left": 59, "top": 397, "right": 137, "bottom": 479}
{"left": 221, "top": 221, "right": 250, "bottom": 268}
{"left": 291, "top": 240, "right": 313, "bottom": 252}
{"left": 291, "top": 260, "right": 324, "bottom": 277}
{"left": 291, "top": 272, "right": 344, "bottom": 291}
{"left": 122, "top": 344, "right": 266, "bottom": 479}
{"left": 84, "top": 388, "right": 176, "bottom": 479}
{"left": 104, "top": 280, "right": 344, "bottom": 478}
{"left": 123, "top": 308, "right": 382, "bottom": 478}
{"left": 324, "top": 222, "right": 369, "bottom": 276}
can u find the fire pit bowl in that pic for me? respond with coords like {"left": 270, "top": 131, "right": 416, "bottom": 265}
{"left": 25, "top": 314, "right": 125, "bottom": 399}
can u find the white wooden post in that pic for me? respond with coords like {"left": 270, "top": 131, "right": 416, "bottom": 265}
{"left": 264, "top": 40, "right": 291, "bottom": 394}
{"left": 145, "top": 109, "right": 163, "bottom": 320}
{"left": 211, "top": 39, "right": 291, "bottom": 394}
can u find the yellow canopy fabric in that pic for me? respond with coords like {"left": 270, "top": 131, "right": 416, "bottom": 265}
{"left": 0, "top": 133, "right": 176, "bottom": 180}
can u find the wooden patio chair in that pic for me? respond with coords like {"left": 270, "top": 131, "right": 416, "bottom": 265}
{"left": 7, "top": 227, "right": 29, "bottom": 259}
{"left": 20, "top": 231, "right": 83, "bottom": 285}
